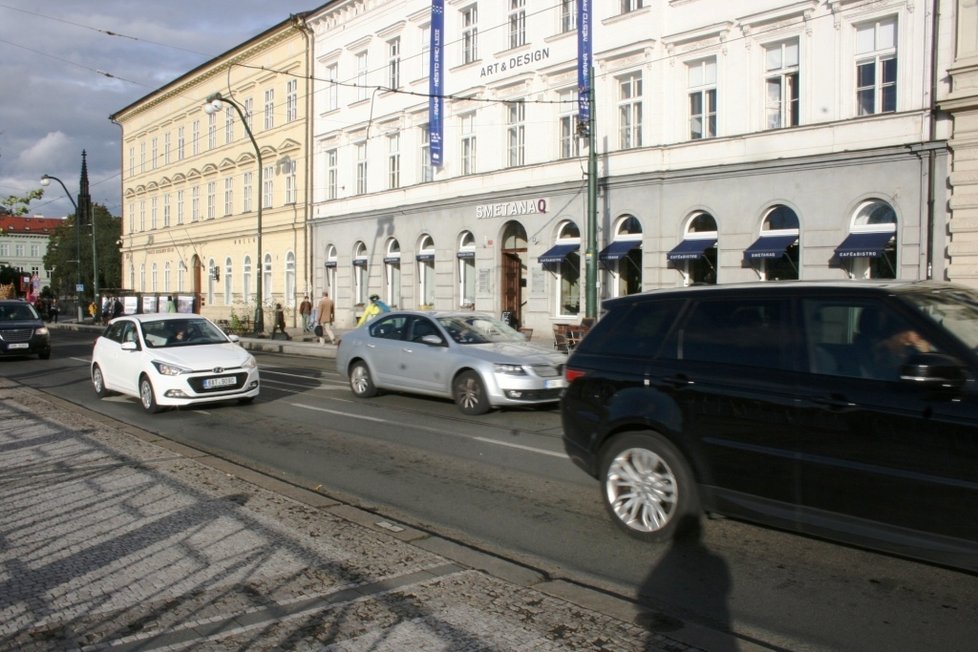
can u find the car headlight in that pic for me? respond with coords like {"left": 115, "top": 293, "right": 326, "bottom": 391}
{"left": 35, "top": 327, "right": 50, "bottom": 336}
{"left": 242, "top": 355, "right": 258, "bottom": 369}
{"left": 493, "top": 363, "right": 527, "bottom": 376}
{"left": 152, "top": 360, "right": 191, "bottom": 376}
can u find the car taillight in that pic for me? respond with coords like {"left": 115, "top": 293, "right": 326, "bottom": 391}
{"left": 564, "top": 367, "right": 587, "bottom": 383}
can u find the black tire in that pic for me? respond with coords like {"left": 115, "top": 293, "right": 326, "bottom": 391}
{"left": 452, "top": 370, "right": 490, "bottom": 415}
{"left": 38, "top": 349, "right": 51, "bottom": 360}
{"left": 92, "top": 364, "right": 109, "bottom": 398}
{"left": 349, "top": 360, "right": 377, "bottom": 398}
{"left": 599, "top": 432, "right": 699, "bottom": 542}
{"left": 139, "top": 375, "right": 161, "bottom": 414}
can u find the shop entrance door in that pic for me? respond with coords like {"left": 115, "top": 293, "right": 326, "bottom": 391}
{"left": 500, "top": 221, "right": 528, "bottom": 329}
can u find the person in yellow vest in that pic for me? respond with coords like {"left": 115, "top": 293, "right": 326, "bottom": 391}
{"left": 356, "top": 294, "right": 390, "bottom": 326}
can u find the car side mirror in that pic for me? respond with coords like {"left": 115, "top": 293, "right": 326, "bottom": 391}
{"left": 899, "top": 352, "right": 967, "bottom": 390}
{"left": 421, "top": 334, "right": 444, "bottom": 346}
{"left": 121, "top": 341, "right": 139, "bottom": 352}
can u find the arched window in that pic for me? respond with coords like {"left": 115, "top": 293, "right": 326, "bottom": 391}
{"left": 745, "top": 205, "right": 800, "bottom": 281}
{"left": 285, "top": 251, "right": 296, "bottom": 308}
{"left": 417, "top": 234, "right": 436, "bottom": 308}
{"left": 458, "top": 230, "right": 476, "bottom": 307}
{"left": 207, "top": 258, "right": 216, "bottom": 307}
{"left": 177, "top": 261, "right": 186, "bottom": 292}
{"left": 325, "top": 245, "right": 337, "bottom": 298}
{"left": 600, "top": 215, "right": 642, "bottom": 297}
{"left": 667, "top": 212, "right": 717, "bottom": 285}
{"left": 224, "top": 257, "right": 233, "bottom": 305}
{"left": 140, "top": 264, "right": 146, "bottom": 291}
{"left": 262, "top": 253, "right": 272, "bottom": 304}
{"left": 835, "top": 200, "right": 897, "bottom": 279}
{"left": 538, "top": 220, "right": 581, "bottom": 316}
{"left": 151, "top": 263, "right": 158, "bottom": 293}
{"left": 353, "top": 241, "right": 368, "bottom": 305}
{"left": 243, "top": 256, "right": 252, "bottom": 304}
{"left": 385, "top": 239, "right": 401, "bottom": 309}
{"left": 164, "top": 262, "right": 172, "bottom": 292}
{"left": 130, "top": 264, "right": 136, "bottom": 292}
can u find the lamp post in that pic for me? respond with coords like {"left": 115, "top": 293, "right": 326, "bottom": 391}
{"left": 203, "top": 92, "right": 264, "bottom": 334}
{"left": 40, "top": 174, "right": 83, "bottom": 322}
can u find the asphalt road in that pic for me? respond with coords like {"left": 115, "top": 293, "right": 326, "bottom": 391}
{"left": 6, "top": 329, "right": 978, "bottom": 652}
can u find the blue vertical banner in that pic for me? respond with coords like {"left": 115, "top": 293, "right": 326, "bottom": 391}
{"left": 577, "top": 0, "right": 592, "bottom": 127}
{"left": 429, "top": 0, "right": 444, "bottom": 167}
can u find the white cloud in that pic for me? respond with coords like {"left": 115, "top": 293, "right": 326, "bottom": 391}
{"left": 16, "top": 131, "right": 75, "bottom": 169}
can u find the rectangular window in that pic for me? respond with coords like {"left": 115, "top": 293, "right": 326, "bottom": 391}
{"left": 151, "top": 197, "right": 158, "bottom": 229}
{"left": 140, "top": 142, "right": 146, "bottom": 173}
{"left": 420, "top": 124, "right": 433, "bottom": 183}
{"left": 224, "top": 177, "right": 233, "bottom": 215}
{"left": 421, "top": 25, "right": 430, "bottom": 78}
{"left": 388, "top": 132, "right": 400, "bottom": 190}
{"left": 688, "top": 58, "right": 717, "bottom": 139}
{"left": 618, "top": 72, "right": 643, "bottom": 149}
{"left": 327, "top": 63, "right": 339, "bottom": 111}
{"left": 243, "top": 171, "right": 253, "bottom": 212}
{"left": 192, "top": 120, "right": 200, "bottom": 156}
{"left": 127, "top": 203, "right": 134, "bottom": 234}
{"left": 207, "top": 112, "right": 217, "bottom": 149}
{"left": 163, "top": 194, "right": 171, "bottom": 227}
{"left": 765, "top": 40, "right": 800, "bottom": 129}
{"left": 244, "top": 97, "right": 254, "bottom": 132}
{"left": 14, "top": 244, "right": 24, "bottom": 257}
{"left": 356, "top": 141, "right": 368, "bottom": 195}
{"left": 326, "top": 149, "right": 338, "bottom": 200}
{"left": 559, "top": 89, "right": 581, "bottom": 159}
{"left": 177, "top": 127, "right": 185, "bottom": 160}
{"left": 151, "top": 137, "right": 158, "bottom": 170}
{"left": 560, "top": 0, "right": 577, "bottom": 33}
{"left": 621, "top": 0, "right": 644, "bottom": 12}
{"left": 462, "top": 5, "right": 478, "bottom": 65}
{"left": 356, "top": 51, "right": 368, "bottom": 101}
{"left": 176, "top": 190, "right": 184, "bottom": 225}
{"left": 262, "top": 165, "right": 274, "bottom": 207}
{"left": 509, "top": 0, "right": 526, "bottom": 49}
{"left": 206, "top": 181, "right": 216, "bottom": 219}
{"left": 225, "top": 105, "right": 234, "bottom": 143}
{"left": 285, "top": 160, "right": 296, "bottom": 203}
{"left": 128, "top": 146, "right": 135, "bottom": 177}
{"left": 264, "top": 89, "right": 275, "bottom": 130}
{"left": 139, "top": 200, "right": 146, "bottom": 230}
{"left": 286, "top": 79, "right": 298, "bottom": 122}
{"left": 856, "top": 16, "right": 897, "bottom": 115}
{"left": 191, "top": 186, "right": 200, "bottom": 222}
{"left": 388, "top": 37, "right": 401, "bottom": 89}
{"left": 164, "top": 132, "right": 171, "bottom": 165}
{"left": 507, "top": 100, "right": 525, "bottom": 167}
{"left": 461, "top": 113, "right": 477, "bottom": 175}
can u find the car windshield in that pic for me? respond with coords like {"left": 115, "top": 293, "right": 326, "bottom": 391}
{"left": 903, "top": 285, "right": 978, "bottom": 350}
{"left": 437, "top": 315, "right": 525, "bottom": 345}
{"left": 0, "top": 303, "right": 39, "bottom": 321}
{"left": 140, "top": 318, "right": 229, "bottom": 348}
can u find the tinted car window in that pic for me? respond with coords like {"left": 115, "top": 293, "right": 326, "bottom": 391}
{"left": 661, "top": 297, "right": 792, "bottom": 369}
{"left": 104, "top": 321, "right": 126, "bottom": 344}
{"left": 368, "top": 315, "right": 408, "bottom": 340}
{"left": 574, "top": 299, "right": 684, "bottom": 358}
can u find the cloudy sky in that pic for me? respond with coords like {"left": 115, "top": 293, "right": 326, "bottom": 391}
{"left": 0, "top": 1, "right": 315, "bottom": 218}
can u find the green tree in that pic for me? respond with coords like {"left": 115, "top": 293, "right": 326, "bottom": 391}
{"left": 1, "top": 189, "right": 44, "bottom": 215}
{"left": 43, "top": 203, "right": 121, "bottom": 299}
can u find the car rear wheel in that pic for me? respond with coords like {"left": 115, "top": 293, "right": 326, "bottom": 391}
{"left": 92, "top": 364, "right": 109, "bottom": 398}
{"left": 349, "top": 361, "right": 377, "bottom": 398}
{"left": 139, "top": 375, "right": 161, "bottom": 414}
{"left": 600, "top": 432, "right": 698, "bottom": 542}
{"left": 453, "top": 370, "right": 490, "bottom": 415}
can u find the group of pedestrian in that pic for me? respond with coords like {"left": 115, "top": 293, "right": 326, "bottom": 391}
{"left": 269, "top": 291, "right": 392, "bottom": 343}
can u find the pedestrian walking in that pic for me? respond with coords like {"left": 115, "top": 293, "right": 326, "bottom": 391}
{"left": 272, "top": 303, "right": 291, "bottom": 339}
{"left": 299, "top": 295, "right": 313, "bottom": 332}
{"left": 316, "top": 291, "right": 336, "bottom": 345}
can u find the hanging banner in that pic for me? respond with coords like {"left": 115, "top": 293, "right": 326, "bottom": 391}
{"left": 577, "top": 0, "right": 592, "bottom": 126}
{"left": 429, "top": 0, "right": 444, "bottom": 167}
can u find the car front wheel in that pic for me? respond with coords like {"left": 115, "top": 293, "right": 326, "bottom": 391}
{"left": 600, "top": 432, "right": 698, "bottom": 542}
{"left": 452, "top": 370, "right": 490, "bottom": 415}
{"left": 92, "top": 364, "right": 109, "bottom": 398}
{"left": 349, "top": 361, "right": 377, "bottom": 398}
{"left": 139, "top": 375, "right": 161, "bottom": 413}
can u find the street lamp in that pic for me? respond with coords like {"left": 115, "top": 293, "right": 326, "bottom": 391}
{"left": 203, "top": 92, "right": 264, "bottom": 334}
{"left": 40, "top": 174, "right": 84, "bottom": 322}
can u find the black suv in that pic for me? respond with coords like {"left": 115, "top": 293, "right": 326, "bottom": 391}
{"left": 561, "top": 281, "right": 978, "bottom": 570}
{"left": 0, "top": 299, "right": 51, "bottom": 360}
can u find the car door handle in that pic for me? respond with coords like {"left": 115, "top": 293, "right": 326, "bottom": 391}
{"left": 649, "top": 374, "right": 694, "bottom": 389}
{"left": 811, "top": 394, "right": 856, "bottom": 410}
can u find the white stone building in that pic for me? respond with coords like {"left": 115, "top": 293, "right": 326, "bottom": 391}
{"left": 305, "top": 0, "right": 955, "bottom": 334}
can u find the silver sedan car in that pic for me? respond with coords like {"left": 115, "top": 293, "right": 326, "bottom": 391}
{"left": 335, "top": 312, "right": 567, "bottom": 414}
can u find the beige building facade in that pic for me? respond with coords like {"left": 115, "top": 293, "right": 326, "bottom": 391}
{"left": 110, "top": 14, "right": 313, "bottom": 328}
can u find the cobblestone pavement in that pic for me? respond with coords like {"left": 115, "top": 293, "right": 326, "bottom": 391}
{"left": 0, "top": 377, "right": 727, "bottom": 651}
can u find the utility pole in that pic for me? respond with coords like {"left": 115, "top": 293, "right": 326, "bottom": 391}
{"left": 585, "top": 67, "right": 598, "bottom": 320}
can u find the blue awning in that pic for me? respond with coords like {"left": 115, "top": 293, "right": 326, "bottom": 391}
{"left": 416, "top": 253, "right": 435, "bottom": 262}
{"left": 352, "top": 258, "right": 368, "bottom": 268}
{"left": 744, "top": 234, "right": 798, "bottom": 260}
{"left": 324, "top": 260, "right": 337, "bottom": 268}
{"left": 835, "top": 232, "right": 894, "bottom": 259}
{"left": 599, "top": 240, "right": 641, "bottom": 262}
{"left": 456, "top": 250, "right": 475, "bottom": 259}
{"left": 383, "top": 256, "right": 401, "bottom": 264}
{"left": 667, "top": 238, "right": 716, "bottom": 261}
{"left": 538, "top": 242, "right": 579, "bottom": 264}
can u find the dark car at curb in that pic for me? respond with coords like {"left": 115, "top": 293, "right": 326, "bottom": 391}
{"left": 561, "top": 281, "right": 978, "bottom": 571}
{"left": 0, "top": 300, "right": 51, "bottom": 360}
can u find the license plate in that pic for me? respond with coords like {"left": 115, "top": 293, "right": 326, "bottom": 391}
{"left": 544, "top": 379, "right": 566, "bottom": 389}
{"left": 203, "top": 376, "right": 236, "bottom": 389}
{"left": 8, "top": 343, "right": 29, "bottom": 350}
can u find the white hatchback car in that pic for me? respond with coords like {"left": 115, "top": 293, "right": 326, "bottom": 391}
{"left": 91, "top": 313, "right": 260, "bottom": 413}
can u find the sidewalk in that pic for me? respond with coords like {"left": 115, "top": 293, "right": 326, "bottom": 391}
{"left": 0, "top": 378, "right": 739, "bottom": 651}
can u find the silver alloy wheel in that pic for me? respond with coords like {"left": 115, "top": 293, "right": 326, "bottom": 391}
{"left": 453, "top": 371, "right": 489, "bottom": 415}
{"left": 139, "top": 377, "right": 157, "bottom": 412}
{"left": 605, "top": 447, "right": 678, "bottom": 534}
{"left": 349, "top": 361, "right": 376, "bottom": 397}
{"left": 92, "top": 365, "right": 105, "bottom": 396}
